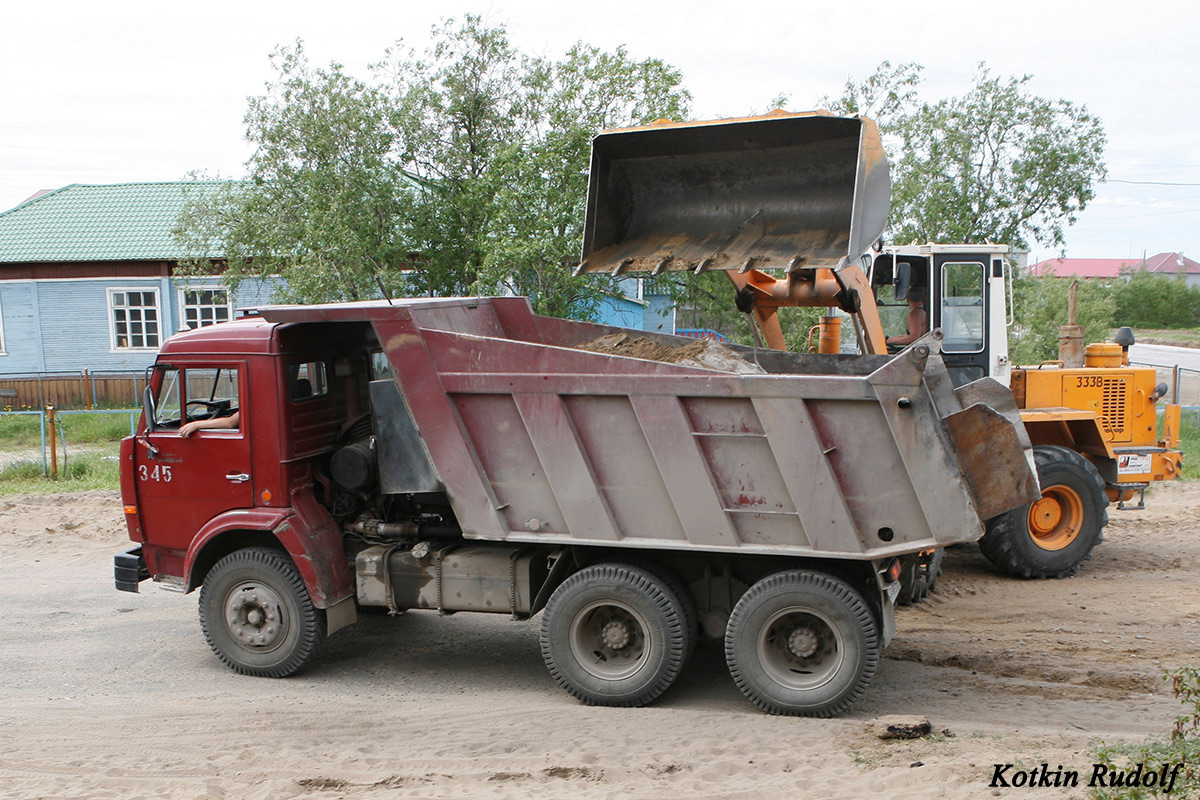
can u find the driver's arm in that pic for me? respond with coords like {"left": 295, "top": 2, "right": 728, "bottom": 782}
{"left": 179, "top": 410, "right": 240, "bottom": 439}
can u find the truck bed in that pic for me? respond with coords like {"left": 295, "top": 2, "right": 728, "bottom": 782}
{"left": 260, "top": 297, "right": 1037, "bottom": 560}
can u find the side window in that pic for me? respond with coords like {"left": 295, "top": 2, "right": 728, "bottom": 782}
{"left": 289, "top": 361, "right": 328, "bottom": 401}
{"left": 109, "top": 289, "right": 161, "bottom": 349}
{"left": 153, "top": 367, "right": 240, "bottom": 431}
{"left": 186, "top": 368, "right": 240, "bottom": 428}
{"left": 940, "top": 262, "right": 986, "bottom": 353}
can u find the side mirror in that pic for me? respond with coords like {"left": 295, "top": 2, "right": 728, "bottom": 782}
{"left": 142, "top": 385, "right": 158, "bottom": 433}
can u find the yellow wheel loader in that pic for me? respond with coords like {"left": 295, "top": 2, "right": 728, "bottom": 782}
{"left": 574, "top": 111, "right": 1182, "bottom": 582}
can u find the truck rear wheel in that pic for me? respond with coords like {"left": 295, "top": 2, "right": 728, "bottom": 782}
{"left": 199, "top": 547, "right": 326, "bottom": 677}
{"left": 725, "top": 570, "right": 879, "bottom": 717}
{"left": 980, "top": 445, "right": 1108, "bottom": 579}
{"left": 540, "top": 563, "right": 691, "bottom": 707}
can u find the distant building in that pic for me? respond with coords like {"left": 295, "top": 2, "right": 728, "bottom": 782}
{"left": 1028, "top": 252, "right": 1200, "bottom": 287}
{"left": 595, "top": 278, "right": 676, "bottom": 335}
{"left": 0, "top": 182, "right": 275, "bottom": 374}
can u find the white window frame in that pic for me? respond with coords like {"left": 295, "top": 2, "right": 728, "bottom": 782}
{"left": 108, "top": 287, "right": 162, "bottom": 351}
{"left": 178, "top": 286, "right": 233, "bottom": 331}
{"left": 0, "top": 295, "right": 6, "bottom": 355}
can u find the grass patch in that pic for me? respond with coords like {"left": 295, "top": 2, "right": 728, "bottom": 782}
{"left": 56, "top": 411, "right": 137, "bottom": 444}
{"left": 0, "top": 450, "right": 121, "bottom": 494}
{"left": 1176, "top": 413, "right": 1200, "bottom": 482}
{"left": 0, "top": 414, "right": 42, "bottom": 449}
{"left": 0, "top": 410, "right": 136, "bottom": 450}
{"left": 1092, "top": 667, "right": 1200, "bottom": 799}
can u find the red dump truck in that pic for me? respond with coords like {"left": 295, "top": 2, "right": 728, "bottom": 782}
{"left": 114, "top": 112, "right": 1040, "bottom": 716}
{"left": 115, "top": 293, "right": 1037, "bottom": 716}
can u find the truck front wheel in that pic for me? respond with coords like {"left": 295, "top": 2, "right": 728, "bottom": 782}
{"left": 980, "top": 445, "right": 1108, "bottom": 579}
{"left": 540, "top": 563, "right": 691, "bottom": 707}
{"left": 725, "top": 570, "right": 879, "bottom": 717}
{"left": 199, "top": 547, "right": 326, "bottom": 677}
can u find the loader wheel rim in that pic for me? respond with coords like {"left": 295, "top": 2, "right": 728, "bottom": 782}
{"left": 1028, "top": 485, "right": 1084, "bottom": 551}
{"left": 223, "top": 580, "right": 289, "bottom": 652}
{"left": 756, "top": 608, "right": 843, "bottom": 691}
{"left": 569, "top": 600, "right": 650, "bottom": 681}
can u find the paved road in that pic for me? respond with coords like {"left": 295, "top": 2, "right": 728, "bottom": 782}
{"left": 1129, "top": 343, "right": 1200, "bottom": 372}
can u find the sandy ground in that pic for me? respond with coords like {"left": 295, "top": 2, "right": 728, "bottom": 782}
{"left": 1, "top": 485, "right": 1198, "bottom": 799}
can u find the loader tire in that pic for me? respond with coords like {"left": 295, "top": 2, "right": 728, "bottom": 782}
{"left": 725, "top": 570, "right": 879, "bottom": 717}
{"left": 540, "top": 563, "right": 691, "bottom": 708}
{"left": 895, "top": 548, "right": 944, "bottom": 606}
{"left": 980, "top": 445, "right": 1108, "bottom": 579}
{"left": 199, "top": 547, "right": 326, "bottom": 677}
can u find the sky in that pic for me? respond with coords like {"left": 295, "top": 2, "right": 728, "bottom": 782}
{"left": 2, "top": 0, "right": 1197, "bottom": 264}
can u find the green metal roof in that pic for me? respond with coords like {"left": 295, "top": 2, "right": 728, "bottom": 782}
{"left": 0, "top": 182, "right": 231, "bottom": 264}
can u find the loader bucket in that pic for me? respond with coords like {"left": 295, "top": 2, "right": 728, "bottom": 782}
{"left": 576, "top": 111, "right": 890, "bottom": 276}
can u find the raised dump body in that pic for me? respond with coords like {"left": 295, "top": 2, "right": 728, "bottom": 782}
{"left": 261, "top": 297, "right": 1035, "bottom": 561}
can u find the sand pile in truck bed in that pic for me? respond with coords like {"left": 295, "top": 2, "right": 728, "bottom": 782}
{"left": 578, "top": 332, "right": 765, "bottom": 374}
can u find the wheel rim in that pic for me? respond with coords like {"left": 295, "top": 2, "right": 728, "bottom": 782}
{"left": 756, "top": 607, "right": 844, "bottom": 691}
{"left": 223, "top": 580, "right": 289, "bottom": 652}
{"left": 1028, "top": 484, "right": 1084, "bottom": 551}
{"left": 569, "top": 600, "right": 651, "bottom": 681}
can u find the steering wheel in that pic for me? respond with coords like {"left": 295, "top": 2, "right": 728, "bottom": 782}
{"left": 185, "top": 399, "right": 229, "bottom": 421}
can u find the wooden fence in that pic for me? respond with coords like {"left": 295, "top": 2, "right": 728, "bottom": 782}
{"left": 0, "top": 371, "right": 145, "bottom": 410}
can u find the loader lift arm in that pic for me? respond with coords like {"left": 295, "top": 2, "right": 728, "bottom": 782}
{"left": 727, "top": 265, "right": 889, "bottom": 355}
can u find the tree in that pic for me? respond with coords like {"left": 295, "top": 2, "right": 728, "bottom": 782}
{"left": 821, "top": 63, "right": 1106, "bottom": 254}
{"left": 819, "top": 60, "right": 924, "bottom": 142}
{"left": 176, "top": 17, "right": 691, "bottom": 311}
{"left": 379, "top": 19, "right": 690, "bottom": 314}
{"left": 1113, "top": 270, "right": 1200, "bottom": 329}
{"left": 890, "top": 66, "right": 1106, "bottom": 251}
{"left": 175, "top": 43, "right": 413, "bottom": 302}
{"left": 1009, "top": 272, "right": 1114, "bottom": 365}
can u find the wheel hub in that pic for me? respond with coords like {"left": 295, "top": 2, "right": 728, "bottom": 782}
{"left": 1030, "top": 497, "right": 1063, "bottom": 533}
{"left": 787, "top": 626, "right": 820, "bottom": 659}
{"left": 601, "top": 620, "right": 631, "bottom": 650}
{"left": 1027, "top": 484, "right": 1084, "bottom": 551}
{"left": 224, "top": 585, "right": 285, "bottom": 649}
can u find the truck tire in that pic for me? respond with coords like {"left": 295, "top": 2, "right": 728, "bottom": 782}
{"left": 540, "top": 563, "right": 691, "bottom": 708}
{"left": 724, "top": 570, "right": 879, "bottom": 717}
{"left": 612, "top": 556, "right": 699, "bottom": 656}
{"left": 980, "top": 445, "right": 1108, "bottom": 579}
{"left": 199, "top": 547, "right": 326, "bottom": 678}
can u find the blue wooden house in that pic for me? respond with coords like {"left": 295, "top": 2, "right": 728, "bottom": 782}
{"left": 0, "top": 182, "right": 275, "bottom": 376}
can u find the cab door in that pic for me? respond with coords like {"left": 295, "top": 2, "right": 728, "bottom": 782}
{"left": 134, "top": 363, "right": 253, "bottom": 571}
{"left": 934, "top": 256, "right": 990, "bottom": 386}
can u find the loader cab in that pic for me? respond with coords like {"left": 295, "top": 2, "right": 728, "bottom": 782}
{"left": 870, "top": 244, "right": 1012, "bottom": 387}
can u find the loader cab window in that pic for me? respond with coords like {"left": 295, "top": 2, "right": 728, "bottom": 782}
{"left": 872, "top": 254, "right": 930, "bottom": 347}
{"left": 940, "top": 262, "right": 986, "bottom": 353}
